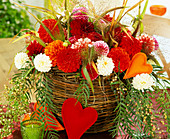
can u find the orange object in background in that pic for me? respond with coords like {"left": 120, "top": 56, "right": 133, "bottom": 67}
{"left": 150, "top": 5, "right": 167, "bottom": 16}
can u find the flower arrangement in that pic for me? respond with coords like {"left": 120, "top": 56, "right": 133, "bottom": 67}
{"left": 0, "top": 0, "right": 169, "bottom": 138}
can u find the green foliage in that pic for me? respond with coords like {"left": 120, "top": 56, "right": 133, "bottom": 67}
{"left": 110, "top": 68, "right": 170, "bottom": 138}
{"left": 0, "top": 0, "right": 32, "bottom": 38}
{"left": 74, "top": 79, "right": 90, "bottom": 107}
{"left": 0, "top": 58, "right": 59, "bottom": 138}
{"left": 0, "top": 63, "right": 32, "bottom": 138}
{"left": 29, "top": 72, "right": 59, "bottom": 138}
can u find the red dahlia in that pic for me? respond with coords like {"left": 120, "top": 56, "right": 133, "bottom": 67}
{"left": 119, "top": 36, "right": 142, "bottom": 59}
{"left": 70, "top": 19, "right": 94, "bottom": 37}
{"left": 87, "top": 32, "right": 103, "bottom": 42}
{"left": 38, "top": 19, "right": 60, "bottom": 43}
{"left": 108, "top": 47, "right": 130, "bottom": 73}
{"left": 56, "top": 48, "right": 82, "bottom": 73}
{"left": 103, "top": 14, "right": 113, "bottom": 22}
{"left": 114, "top": 27, "right": 131, "bottom": 44}
{"left": 27, "top": 40, "right": 44, "bottom": 57}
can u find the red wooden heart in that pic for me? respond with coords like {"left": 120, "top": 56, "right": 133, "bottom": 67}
{"left": 62, "top": 98, "right": 98, "bottom": 139}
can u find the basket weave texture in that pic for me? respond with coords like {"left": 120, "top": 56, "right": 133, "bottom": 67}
{"left": 47, "top": 67, "right": 119, "bottom": 133}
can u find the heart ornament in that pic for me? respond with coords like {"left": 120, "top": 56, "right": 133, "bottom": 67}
{"left": 123, "top": 52, "right": 153, "bottom": 79}
{"left": 62, "top": 98, "right": 98, "bottom": 139}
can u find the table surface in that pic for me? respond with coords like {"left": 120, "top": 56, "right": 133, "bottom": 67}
{"left": 8, "top": 130, "right": 114, "bottom": 139}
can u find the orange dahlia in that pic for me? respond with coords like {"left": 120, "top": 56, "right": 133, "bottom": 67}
{"left": 56, "top": 48, "right": 82, "bottom": 73}
{"left": 38, "top": 19, "right": 59, "bottom": 43}
{"left": 45, "top": 40, "right": 65, "bottom": 67}
{"left": 108, "top": 47, "right": 130, "bottom": 73}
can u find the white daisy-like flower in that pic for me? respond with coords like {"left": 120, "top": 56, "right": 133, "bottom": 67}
{"left": 96, "top": 56, "right": 114, "bottom": 76}
{"left": 132, "top": 73, "right": 154, "bottom": 91}
{"left": 34, "top": 53, "right": 52, "bottom": 72}
{"left": 14, "top": 52, "right": 30, "bottom": 69}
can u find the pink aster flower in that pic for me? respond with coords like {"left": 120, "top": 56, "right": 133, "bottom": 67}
{"left": 137, "top": 34, "right": 155, "bottom": 55}
{"left": 71, "top": 38, "right": 92, "bottom": 50}
{"left": 69, "top": 36, "right": 79, "bottom": 45}
{"left": 93, "top": 41, "right": 109, "bottom": 56}
{"left": 71, "top": 38, "right": 93, "bottom": 60}
{"left": 72, "top": 7, "right": 88, "bottom": 20}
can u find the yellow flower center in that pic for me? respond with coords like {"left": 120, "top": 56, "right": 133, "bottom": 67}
{"left": 104, "top": 61, "right": 107, "bottom": 65}
{"left": 141, "top": 81, "right": 146, "bottom": 85}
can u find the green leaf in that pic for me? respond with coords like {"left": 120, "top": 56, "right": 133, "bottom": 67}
{"left": 23, "top": 66, "right": 35, "bottom": 78}
{"left": 141, "top": 0, "right": 149, "bottom": 18}
{"left": 82, "top": 67, "right": 94, "bottom": 93}
{"left": 110, "top": 81, "right": 120, "bottom": 85}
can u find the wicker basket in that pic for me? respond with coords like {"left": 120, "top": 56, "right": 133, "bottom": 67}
{"left": 47, "top": 67, "right": 119, "bottom": 133}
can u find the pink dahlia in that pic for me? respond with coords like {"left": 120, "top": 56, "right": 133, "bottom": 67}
{"left": 93, "top": 41, "right": 109, "bottom": 56}
{"left": 72, "top": 7, "right": 88, "bottom": 20}
{"left": 137, "top": 34, "right": 155, "bottom": 55}
{"left": 153, "top": 37, "right": 159, "bottom": 50}
{"left": 81, "top": 63, "right": 98, "bottom": 81}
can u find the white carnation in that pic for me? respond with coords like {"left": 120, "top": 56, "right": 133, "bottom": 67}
{"left": 96, "top": 56, "right": 114, "bottom": 76}
{"left": 132, "top": 73, "right": 154, "bottom": 91}
{"left": 34, "top": 53, "right": 52, "bottom": 72}
{"left": 14, "top": 52, "right": 30, "bottom": 69}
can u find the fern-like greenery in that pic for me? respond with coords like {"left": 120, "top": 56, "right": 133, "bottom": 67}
{"left": 0, "top": 59, "right": 60, "bottom": 138}
{"left": 110, "top": 66, "right": 170, "bottom": 139}
{"left": 74, "top": 79, "right": 90, "bottom": 107}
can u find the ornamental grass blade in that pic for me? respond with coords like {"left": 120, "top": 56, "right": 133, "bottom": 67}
{"left": 24, "top": 4, "right": 51, "bottom": 11}
{"left": 116, "top": 0, "right": 128, "bottom": 22}
{"left": 31, "top": 35, "right": 46, "bottom": 47}
{"left": 24, "top": 3, "right": 58, "bottom": 17}
{"left": 110, "top": 10, "right": 116, "bottom": 34}
{"left": 140, "top": 0, "right": 149, "bottom": 18}
{"left": 55, "top": 18, "right": 65, "bottom": 41}
{"left": 94, "top": 6, "right": 125, "bottom": 25}
{"left": 13, "top": 2, "right": 56, "bottom": 41}
{"left": 120, "top": 0, "right": 144, "bottom": 21}
{"left": 11, "top": 33, "right": 31, "bottom": 44}
{"left": 9, "top": 29, "right": 30, "bottom": 44}
{"left": 100, "top": 6, "right": 125, "bottom": 18}
{"left": 33, "top": 9, "right": 55, "bottom": 18}
{"left": 91, "top": 61, "right": 98, "bottom": 74}
{"left": 121, "top": 26, "right": 133, "bottom": 40}
{"left": 86, "top": 0, "right": 96, "bottom": 16}
{"left": 109, "top": 33, "right": 118, "bottom": 47}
